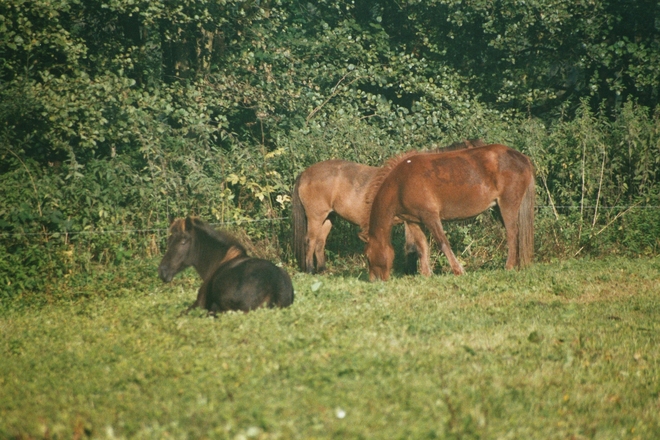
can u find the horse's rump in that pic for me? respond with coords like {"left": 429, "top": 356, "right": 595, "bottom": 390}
{"left": 292, "top": 159, "right": 378, "bottom": 273}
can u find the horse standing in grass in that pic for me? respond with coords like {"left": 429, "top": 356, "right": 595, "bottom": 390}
{"left": 292, "top": 139, "right": 485, "bottom": 275}
{"left": 362, "top": 144, "right": 535, "bottom": 281}
{"left": 158, "top": 217, "right": 294, "bottom": 313}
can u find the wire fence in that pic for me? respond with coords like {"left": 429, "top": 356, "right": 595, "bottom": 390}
{"left": 1, "top": 206, "right": 659, "bottom": 239}
{"left": 0, "top": 217, "right": 289, "bottom": 239}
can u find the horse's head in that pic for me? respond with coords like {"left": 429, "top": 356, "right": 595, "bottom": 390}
{"left": 158, "top": 217, "right": 196, "bottom": 283}
{"left": 364, "top": 235, "right": 394, "bottom": 281}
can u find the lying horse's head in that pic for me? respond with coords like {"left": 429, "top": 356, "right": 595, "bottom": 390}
{"left": 158, "top": 217, "right": 196, "bottom": 283}
{"left": 159, "top": 216, "right": 248, "bottom": 283}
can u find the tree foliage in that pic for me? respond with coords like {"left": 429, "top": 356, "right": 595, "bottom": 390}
{"left": 391, "top": 0, "right": 660, "bottom": 115}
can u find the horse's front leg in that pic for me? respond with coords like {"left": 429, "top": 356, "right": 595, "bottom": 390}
{"left": 404, "top": 222, "right": 432, "bottom": 276}
{"left": 424, "top": 217, "right": 465, "bottom": 275}
{"left": 179, "top": 282, "right": 208, "bottom": 316}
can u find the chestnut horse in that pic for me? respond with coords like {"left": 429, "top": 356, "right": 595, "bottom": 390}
{"left": 362, "top": 144, "right": 535, "bottom": 281}
{"left": 292, "top": 139, "right": 485, "bottom": 274}
{"left": 158, "top": 217, "right": 294, "bottom": 313}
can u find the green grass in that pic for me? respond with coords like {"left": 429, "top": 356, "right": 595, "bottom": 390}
{"left": 1, "top": 256, "right": 660, "bottom": 439}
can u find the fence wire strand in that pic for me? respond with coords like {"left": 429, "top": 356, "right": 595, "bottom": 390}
{"left": 0, "top": 217, "right": 289, "bottom": 238}
{"left": 1, "top": 206, "right": 659, "bottom": 239}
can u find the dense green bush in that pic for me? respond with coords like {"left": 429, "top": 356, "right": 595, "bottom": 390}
{"left": 1, "top": 0, "right": 659, "bottom": 298}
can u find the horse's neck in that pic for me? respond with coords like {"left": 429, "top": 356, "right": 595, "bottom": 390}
{"left": 191, "top": 240, "right": 230, "bottom": 281}
{"left": 368, "top": 191, "right": 396, "bottom": 241}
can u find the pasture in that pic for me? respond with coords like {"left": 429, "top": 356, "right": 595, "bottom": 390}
{"left": 1, "top": 256, "right": 659, "bottom": 439}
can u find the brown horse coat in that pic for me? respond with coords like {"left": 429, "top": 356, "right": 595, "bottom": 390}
{"left": 363, "top": 144, "right": 535, "bottom": 280}
{"left": 292, "top": 139, "right": 486, "bottom": 275}
{"left": 292, "top": 160, "right": 432, "bottom": 275}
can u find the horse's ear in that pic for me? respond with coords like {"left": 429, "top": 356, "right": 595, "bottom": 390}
{"left": 185, "top": 216, "right": 194, "bottom": 231}
{"left": 186, "top": 216, "right": 207, "bottom": 231}
{"left": 167, "top": 214, "right": 175, "bottom": 225}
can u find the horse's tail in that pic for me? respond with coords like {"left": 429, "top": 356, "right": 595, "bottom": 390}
{"left": 517, "top": 176, "right": 535, "bottom": 269}
{"left": 292, "top": 173, "right": 308, "bottom": 272}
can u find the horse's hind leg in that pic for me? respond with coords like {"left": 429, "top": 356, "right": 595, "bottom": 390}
{"left": 304, "top": 233, "right": 316, "bottom": 273}
{"left": 423, "top": 216, "right": 465, "bottom": 275}
{"left": 497, "top": 200, "right": 520, "bottom": 270}
{"left": 314, "top": 218, "right": 333, "bottom": 272}
{"left": 304, "top": 223, "right": 320, "bottom": 273}
{"left": 403, "top": 222, "right": 417, "bottom": 274}
{"left": 305, "top": 216, "right": 332, "bottom": 273}
{"left": 404, "top": 222, "right": 432, "bottom": 276}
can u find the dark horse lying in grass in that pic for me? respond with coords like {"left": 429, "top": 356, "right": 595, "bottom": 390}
{"left": 158, "top": 217, "right": 294, "bottom": 313}
{"left": 292, "top": 139, "right": 485, "bottom": 275}
{"left": 362, "top": 143, "right": 535, "bottom": 281}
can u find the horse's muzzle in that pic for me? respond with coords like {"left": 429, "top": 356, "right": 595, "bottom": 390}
{"left": 369, "top": 269, "right": 390, "bottom": 282}
{"left": 158, "top": 265, "right": 174, "bottom": 283}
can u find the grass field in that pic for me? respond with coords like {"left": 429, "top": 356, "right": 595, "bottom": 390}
{"left": 1, "top": 256, "right": 659, "bottom": 439}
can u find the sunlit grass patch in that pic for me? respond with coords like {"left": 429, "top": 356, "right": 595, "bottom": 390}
{"left": 1, "top": 256, "right": 659, "bottom": 438}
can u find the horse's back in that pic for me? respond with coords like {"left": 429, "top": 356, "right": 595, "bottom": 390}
{"left": 397, "top": 144, "right": 532, "bottom": 187}
{"left": 298, "top": 159, "right": 378, "bottom": 224}
{"left": 299, "top": 159, "right": 377, "bottom": 190}
{"left": 386, "top": 144, "right": 533, "bottom": 219}
{"left": 208, "top": 258, "right": 294, "bottom": 312}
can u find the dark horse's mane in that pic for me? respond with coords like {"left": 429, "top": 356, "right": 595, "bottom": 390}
{"left": 359, "top": 139, "right": 485, "bottom": 236}
{"left": 170, "top": 217, "right": 248, "bottom": 256}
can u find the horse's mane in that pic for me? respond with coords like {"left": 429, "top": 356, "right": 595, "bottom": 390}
{"left": 359, "top": 139, "right": 486, "bottom": 238}
{"left": 171, "top": 217, "right": 248, "bottom": 256}
{"left": 360, "top": 150, "right": 422, "bottom": 236}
